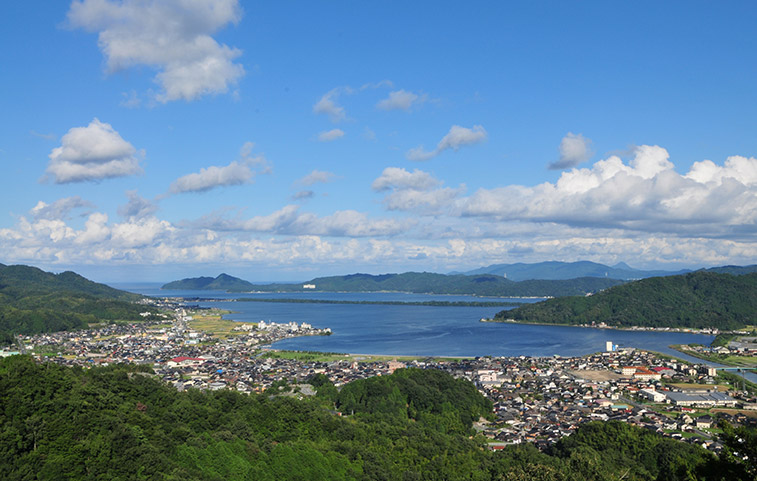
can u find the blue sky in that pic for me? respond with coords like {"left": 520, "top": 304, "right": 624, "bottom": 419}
{"left": 2, "top": 1, "right": 757, "bottom": 282}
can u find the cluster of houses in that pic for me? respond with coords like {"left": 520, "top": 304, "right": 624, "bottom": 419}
{"left": 684, "top": 335, "right": 757, "bottom": 358}
{"left": 444, "top": 349, "right": 750, "bottom": 450}
{"left": 7, "top": 309, "right": 757, "bottom": 454}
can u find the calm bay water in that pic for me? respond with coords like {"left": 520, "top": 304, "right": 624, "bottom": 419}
{"left": 117, "top": 283, "right": 715, "bottom": 360}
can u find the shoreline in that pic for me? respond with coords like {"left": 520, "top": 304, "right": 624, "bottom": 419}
{"left": 482, "top": 318, "right": 719, "bottom": 337}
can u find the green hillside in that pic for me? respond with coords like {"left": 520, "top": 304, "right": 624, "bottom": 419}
{"left": 495, "top": 271, "right": 757, "bottom": 330}
{"left": 162, "top": 273, "right": 257, "bottom": 291}
{"left": 0, "top": 264, "right": 156, "bottom": 343}
{"left": 164, "top": 271, "right": 625, "bottom": 297}
{"left": 1, "top": 355, "right": 738, "bottom": 480}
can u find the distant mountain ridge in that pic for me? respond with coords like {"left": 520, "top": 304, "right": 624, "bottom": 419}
{"left": 163, "top": 272, "right": 624, "bottom": 297}
{"left": 461, "top": 260, "right": 692, "bottom": 281}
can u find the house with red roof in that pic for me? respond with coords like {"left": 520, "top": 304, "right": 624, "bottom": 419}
{"left": 167, "top": 356, "right": 204, "bottom": 368}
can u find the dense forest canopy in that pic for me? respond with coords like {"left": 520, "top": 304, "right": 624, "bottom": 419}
{"left": 0, "top": 264, "right": 156, "bottom": 344}
{"left": 495, "top": 271, "right": 757, "bottom": 330}
{"left": 1, "top": 355, "right": 753, "bottom": 480}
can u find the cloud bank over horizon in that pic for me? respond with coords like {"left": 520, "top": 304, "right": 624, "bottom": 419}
{"left": 8, "top": 143, "right": 757, "bottom": 276}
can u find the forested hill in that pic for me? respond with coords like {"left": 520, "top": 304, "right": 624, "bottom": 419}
{"left": 2, "top": 355, "right": 743, "bottom": 480}
{"left": 162, "top": 273, "right": 256, "bottom": 291}
{"left": 164, "top": 272, "right": 625, "bottom": 297}
{"left": 0, "top": 264, "right": 155, "bottom": 343}
{"left": 494, "top": 271, "right": 757, "bottom": 330}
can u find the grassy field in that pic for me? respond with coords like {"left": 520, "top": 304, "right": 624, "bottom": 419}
{"left": 711, "top": 408, "right": 757, "bottom": 418}
{"left": 671, "top": 342, "right": 757, "bottom": 367}
{"left": 711, "top": 355, "right": 757, "bottom": 367}
{"left": 259, "top": 349, "right": 468, "bottom": 363}
{"left": 668, "top": 383, "right": 730, "bottom": 392}
{"left": 186, "top": 310, "right": 244, "bottom": 339}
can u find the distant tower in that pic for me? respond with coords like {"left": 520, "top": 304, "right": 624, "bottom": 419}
{"left": 606, "top": 341, "right": 613, "bottom": 352}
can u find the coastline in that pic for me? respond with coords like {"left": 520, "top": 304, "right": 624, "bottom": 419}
{"left": 482, "top": 317, "right": 719, "bottom": 337}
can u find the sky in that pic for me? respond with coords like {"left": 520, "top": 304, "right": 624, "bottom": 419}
{"left": 1, "top": 1, "right": 757, "bottom": 283}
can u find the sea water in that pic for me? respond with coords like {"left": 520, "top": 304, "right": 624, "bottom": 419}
{"left": 118, "top": 284, "right": 714, "bottom": 360}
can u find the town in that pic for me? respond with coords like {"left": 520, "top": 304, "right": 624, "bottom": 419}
{"left": 4, "top": 304, "right": 756, "bottom": 455}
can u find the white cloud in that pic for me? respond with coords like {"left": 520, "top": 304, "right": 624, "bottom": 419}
{"left": 169, "top": 143, "right": 268, "bottom": 194}
{"left": 298, "top": 170, "right": 336, "bottom": 186}
{"left": 313, "top": 87, "right": 350, "bottom": 122}
{"left": 406, "top": 125, "right": 487, "bottom": 161}
{"left": 190, "top": 205, "right": 411, "bottom": 237}
{"left": 549, "top": 132, "right": 593, "bottom": 170}
{"left": 382, "top": 187, "right": 464, "bottom": 213}
{"left": 293, "top": 190, "right": 315, "bottom": 200}
{"left": 67, "top": 0, "right": 244, "bottom": 102}
{"left": 118, "top": 190, "right": 158, "bottom": 219}
{"left": 376, "top": 89, "right": 426, "bottom": 111}
{"left": 360, "top": 80, "right": 393, "bottom": 90}
{"left": 461, "top": 145, "right": 757, "bottom": 235}
{"left": 372, "top": 167, "right": 440, "bottom": 192}
{"left": 169, "top": 161, "right": 254, "bottom": 194}
{"left": 372, "top": 167, "right": 464, "bottom": 213}
{"left": 5, "top": 194, "right": 757, "bottom": 271}
{"left": 111, "top": 217, "right": 174, "bottom": 248}
{"left": 31, "top": 196, "right": 94, "bottom": 220}
{"left": 317, "top": 129, "right": 345, "bottom": 142}
{"left": 686, "top": 155, "right": 757, "bottom": 185}
{"left": 296, "top": 210, "right": 411, "bottom": 237}
{"left": 44, "top": 118, "right": 143, "bottom": 183}
{"left": 76, "top": 212, "right": 110, "bottom": 245}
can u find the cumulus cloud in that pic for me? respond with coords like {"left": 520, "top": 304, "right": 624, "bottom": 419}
{"left": 67, "top": 0, "right": 244, "bottom": 102}
{"left": 549, "top": 132, "right": 593, "bottom": 170}
{"left": 190, "top": 205, "right": 411, "bottom": 237}
{"left": 111, "top": 217, "right": 174, "bottom": 248}
{"left": 298, "top": 170, "right": 336, "bottom": 186}
{"left": 5, "top": 194, "right": 757, "bottom": 271}
{"left": 372, "top": 167, "right": 440, "bottom": 192}
{"left": 76, "top": 212, "right": 111, "bottom": 245}
{"left": 30, "top": 196, "right": 94, "bottom": 220}
{"left": 44, "top": 119, "right": 143, "bottom": 183}
{"left": 372, "top": 167, "right": 464, "bottom": 213}
{"left": 462, "top": 145, "right": 757, "bottom": 236}
{"left": 313, "top": 87, "right": 350, "bottom": 122}
{"left": 169, "top": 161, "right": 254, "bottom": 193}
{"left": 169, "top": 143, "right": 268, "bottom": 194}
{"left": 406, "top": 125, "right": 487, "bottom": 161}
{"left": 376, "top": 89, "right": 426, "bottom": 111}
{"left": 317, "top": 129, "right": 345, "bottom": 142}
{"left": 118, "top": 190, "right": 158, "bottom": 219}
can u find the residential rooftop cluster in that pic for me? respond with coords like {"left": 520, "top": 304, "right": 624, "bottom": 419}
{"left": 5, "top": 309, "right": 757, "bottom": 454}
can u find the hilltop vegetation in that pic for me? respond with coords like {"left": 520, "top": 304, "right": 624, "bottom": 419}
{"left": 495, "top": 271, "right": 757, "bottom": 330}
{"left": 162, "top": 273, "right": 256, "bottom": 291}
{"left": 164, "top": 272, "right": 624, "bottom": 297}
{"left": 0, "top": 264, "right": 155, "bottom": 344}
{"left": 2, "top": 355, "right": 748, "bottom": 480}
